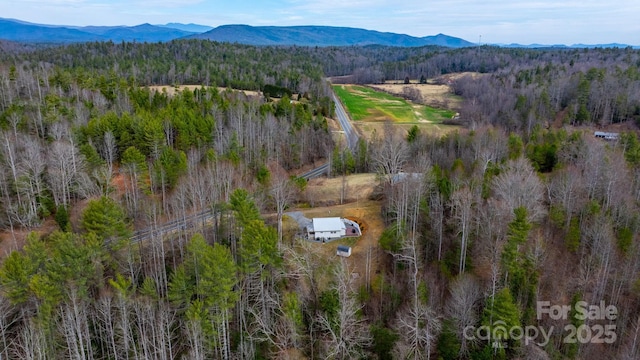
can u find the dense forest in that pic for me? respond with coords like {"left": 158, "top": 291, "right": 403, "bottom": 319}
{"left": 0, "top": 39, "right": 640, "bottom": 359}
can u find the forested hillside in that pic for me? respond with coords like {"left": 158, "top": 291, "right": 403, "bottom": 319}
{"left": 0, "top": 40, "right": 640, "bottom": 359}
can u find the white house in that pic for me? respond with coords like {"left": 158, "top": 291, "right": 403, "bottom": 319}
{"left": 308, "top": 217, "right": 346, "bottom": 242}
{"left": 594, "top": 131, "right": 619, "bottom": 140}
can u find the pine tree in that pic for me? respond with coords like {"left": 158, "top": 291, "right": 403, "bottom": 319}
{"left": 81, "top": 196, "right": 131, "bottom": 242}
{"left": 481, "top": 287, "right": 521, "bottom": 355}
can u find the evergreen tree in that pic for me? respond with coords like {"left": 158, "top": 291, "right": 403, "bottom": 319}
{"left": 229, "top": 188, "right": 261, "bottom": 225}
{"left": 481, "top": 287, "right": 521, "bottom": 355}
{"left": 81, "top": 196, "right": 131, "bottom": 242}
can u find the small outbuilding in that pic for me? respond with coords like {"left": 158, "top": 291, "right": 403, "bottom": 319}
{"left": 336, "top": 245, "right": 352, "bottom": 257}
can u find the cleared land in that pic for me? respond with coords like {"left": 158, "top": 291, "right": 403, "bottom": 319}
{"left": 367, "top": 83, "right": 462, "bottom": 109}
{"left": 147, "top": 85, "right": 262, "bottom": 98}
{"left": 333, "top": 84, "right": 460, "bottom": 140}
{"left": 333, "top": 84, "right": 455, "bottom": 123}
{"left": 281, "top": 173, "right": 384, "bottom": 289}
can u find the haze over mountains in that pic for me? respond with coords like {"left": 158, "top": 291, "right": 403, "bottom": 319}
{"left": 0, "top": 18, "right": 635, "bottom": 48}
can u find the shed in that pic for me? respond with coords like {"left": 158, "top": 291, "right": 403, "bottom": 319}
{"left": 337, "top": 245, "right": 352, "bottom": 257}
{"left": 308, "top": 217, "right": 346, "bottom": 242}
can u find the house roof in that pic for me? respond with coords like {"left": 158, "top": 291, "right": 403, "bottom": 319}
{"left": 594, "top": 131, "right": 619, "bottom": 139}
{"left": 312, "top": 217, "right": 345, "bottom": 232}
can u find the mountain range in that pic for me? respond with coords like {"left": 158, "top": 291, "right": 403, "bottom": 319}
{"left": 0, "top": 18, "right": 197, "bottom": 43}
{"left": 0, "top": 18, "right": 636, "bottom": 48}
{"left": 0, "top": 18, "right": 475, "bottom": 47}
{"left": 187, "top": 24, "right": 474, "bottom": 47}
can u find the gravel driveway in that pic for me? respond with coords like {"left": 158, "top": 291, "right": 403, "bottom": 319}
{"left": 285, "top": 211, "right": 312, "bottom": 231}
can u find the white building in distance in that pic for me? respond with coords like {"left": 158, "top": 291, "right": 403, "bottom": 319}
{"left": 594, "top": 131, "right": 619, "bottom": 140}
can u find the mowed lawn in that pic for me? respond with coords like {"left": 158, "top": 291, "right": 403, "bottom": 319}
{"left": 333, "top": 85, "right": 455, "bottom": 123}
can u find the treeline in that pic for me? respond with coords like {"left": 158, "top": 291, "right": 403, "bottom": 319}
{"left": 1, "top": 40, "right": 327, "bottom": 94}
{"left": 451, "top": 48, "right": 640, "bottom": 132}
{"left": 8, "top": 41, "right": 640, "bottom": 133}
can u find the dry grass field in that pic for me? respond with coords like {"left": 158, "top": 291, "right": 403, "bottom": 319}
{"left": 147, "top": 85, "right": 262, "bottom": 98}
{"left": 367, "top": 83, "right": 461, "bottom": 109}
{"left": 303, "top": 173, "right": 379, "bottom": 207}
{"left": 368, "top": 72, "right": 483, "bottom": 109}
{"left": 353, "top": 121, "right": 460, "bottom": 142}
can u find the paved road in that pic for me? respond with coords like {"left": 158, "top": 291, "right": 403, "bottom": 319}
{"left": 300, "top": 163, "right": 329, "bottom": 180}
{"left": 130, "top": 208, "right": 213, "bottom": 243}
{"left": 332, "top": 92, "right": 359, "bottom": 151}
{"left": 299, "top": 91, "right": 359, "bottom": 181}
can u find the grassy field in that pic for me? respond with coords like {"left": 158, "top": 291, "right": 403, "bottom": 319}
{"left": 333, "top": 84, "right": 455, "bottom": 123}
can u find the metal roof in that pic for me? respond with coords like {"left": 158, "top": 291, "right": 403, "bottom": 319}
{"left": 312, "top": 217, "right": 345, "bottom": 232}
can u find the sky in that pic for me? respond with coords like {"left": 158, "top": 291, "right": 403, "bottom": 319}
{"left": 1, "top": 0, "right": 639, "bottom": 45}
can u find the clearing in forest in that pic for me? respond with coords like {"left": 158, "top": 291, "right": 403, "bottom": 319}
{"left": 333, "top": 84, "right": 455, "bottom": 123}
{"left": 333, "top": 84, "right": 460, "bottom": 141}
{"left": 367, "top": 82, "right": 463, "bottom": 109}
{"left": 147, "top": 85, "right": 262, "bottom": 98}
{"left": 282, "top": 173, "right": 385, "bottom": 289}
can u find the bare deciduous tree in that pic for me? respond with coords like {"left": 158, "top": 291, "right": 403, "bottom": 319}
{"left": 446, "top": 275, "right": 481, "bottom": 357}
{"left": 316, "top": 262, "right": 371, "bottom": 359}
{"left": 452, "top": 187, "right": 474, "bottom": 274}
{"left": 548, "top": 166, "right": 585, "bottom": 227}
{"left": 429, "top": 192, "right": 445, "bottom": 262}
{"left": 47, "top": 140, "right": 84, "bottom": 207}
{"left": 12, "top": 318, "right": 48, "bottom": 360}
{"left": 372, "top": 122, "right": 409, "bottom": 182}
{"left": 270, "top": 176, "right": 296, "bottom": 245}
{"left": 58, "top": 287, "right": 93, "bottom": 360}
{"left": 491, "top": 157, "right": 545, "bottom": 221}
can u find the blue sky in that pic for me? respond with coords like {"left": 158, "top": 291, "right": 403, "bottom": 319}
{"left": 2, "top": 0, "right": 639, "bottom": 45}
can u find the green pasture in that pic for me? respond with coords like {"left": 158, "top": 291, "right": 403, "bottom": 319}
{"left": 333, "top": 85, "right": 455, "bottom": 123}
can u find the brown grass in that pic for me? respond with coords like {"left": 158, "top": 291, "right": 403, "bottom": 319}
{"left": 146, "top": 85, "right": 262, "bottom": 98}
{"left": 368, "top": 83, "right": 459, "bottom": 108}
{"left": 303, "top": 173, "right": 379, "bottom": 207}
{"left": 353, "top": 121, "right": 459, "bottom": 142}
{"left": 369, "top": 72, "right": 484, "bottom": 109}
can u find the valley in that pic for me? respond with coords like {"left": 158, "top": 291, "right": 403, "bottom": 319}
{"left": 0, "top": 35, "right": 639, "bottom": 360}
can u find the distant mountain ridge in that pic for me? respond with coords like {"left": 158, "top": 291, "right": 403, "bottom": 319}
{"left": 187, "top": 24, "right": 475, "bottom": 47}
{"left": 0, "top": 18, "right": 475, "bottom": 47}
{"left": 0, "top": 18, "right": 636, "bottom": 48}
{"left": 500, "top": 42, "right": 638, "bottom": 49}
{"left": 158, "top": 23, "right": 214, "bottom": 33}
{"left": 0, "top": 18, "right": 198, "bottom": 43}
